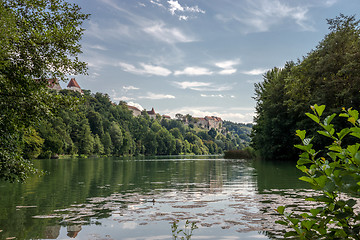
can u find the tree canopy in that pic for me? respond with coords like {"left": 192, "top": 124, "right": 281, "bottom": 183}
{"left": 30, "top": 90, "right": 251, "bottom": 159}
{"left": 0, "top": 0, "right": 89, "bottom": 182}
{"left": 251, "top": 14, "right": 360, "bottom": 161}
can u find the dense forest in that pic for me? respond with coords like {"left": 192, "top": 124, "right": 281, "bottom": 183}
{"left": 23, "top": 89, "right": 252, "bottom": 159}
{"left": 251, "top": 15, "right": 360, "bottom": 161}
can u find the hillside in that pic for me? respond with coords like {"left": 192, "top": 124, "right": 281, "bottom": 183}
{"left": 24, "top": 89, "right": 252, "bottom": 159}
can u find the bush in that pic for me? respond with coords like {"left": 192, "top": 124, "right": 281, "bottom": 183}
{"left": 276, "top": 105, "right": 360, "bottom": 239}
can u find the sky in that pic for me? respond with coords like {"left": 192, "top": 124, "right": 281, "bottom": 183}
{"left": 64, "top": 0, "right": 360, "bottom": 123}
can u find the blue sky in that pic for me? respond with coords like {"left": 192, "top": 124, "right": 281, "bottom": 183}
{"left": 65, "top": 0, "right": 360, "bottom": 123}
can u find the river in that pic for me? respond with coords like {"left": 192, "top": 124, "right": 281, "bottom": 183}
{"left": 0, "top": 156, "right": 311, "bottom": 239}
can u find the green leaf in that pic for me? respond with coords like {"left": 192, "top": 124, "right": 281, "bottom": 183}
{"left": 324, "top": 113, "right": 336, "bottom": 126}
{"left": 337, "top": 128, "right": 351, "bottom": 140}
{"left": 289, "top": 217, "right": 300, "bottom": 225}
{"left": 306, "top": 113, "right": 320, "bottom": 123}
{"left": 318, "top": 130, "right": 331, "bottom": 138}
{"left": 347, "top": 144, "right": 360, "bottom": 156}
{"left": 297, "top": 158, "right": 312, "bottom": 165}
{"left": 276, "top": 206, "right": 285, "bottom": 214}
{"left": 348, "top": 109, "right": 359, "bottom": 120}
{"left": 314, "top": 104, "right": 326, "bottom": 116}
{"left": 314, "top": 175, "right": 327, "bottom": 188}
{"left": 284, "top": 231, "right": 298, "bottom": 237}
{"left": 299, "top": 176, "right": 314, "bottom": 184}
{"left": 310, "top": 208, "right": 321, "bottom": 216}
{"left": 346, "top": 199, "right": 357, "bottom": 208}
{"left": 296, "top": 130, "right": 306, "bottom": 141}
{"left": 275, "top": 220, "right": 288, "bottom": 226}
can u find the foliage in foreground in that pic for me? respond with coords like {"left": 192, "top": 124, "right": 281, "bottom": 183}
{"left": 0, "top": 0, "right": 89, "bottom": 182}
{"left": 276, "top": 105, "right": 360, "bottom": 239}
{"left": 171, "top": 220, "right": 198, "bottom": 240}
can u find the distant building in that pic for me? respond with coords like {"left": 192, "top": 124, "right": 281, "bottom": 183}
{"left": 67, "top": 78, "right": 83, "bottom": 94}
{"left": 127, "top": 105, "right": 142, "bottom": 117}
{"left": 47, "top": 78, "right": 62, "bottom": 91}
{"left": 162, "top": 115, "right": 171, "bottom": 120}
{"left": 146, "top": 107, "right": 157, "bottom": 119}
{"left": 194, "top": 117, "right": 209, "bottom": 129}
{"left": 205, "top": 116, "right": 223, "bottom": 130}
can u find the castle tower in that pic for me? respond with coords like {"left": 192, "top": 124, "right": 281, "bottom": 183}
{"left": 67, "top": 78, "right": 83, "bottom": 94}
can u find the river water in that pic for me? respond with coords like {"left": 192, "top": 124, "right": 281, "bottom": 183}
{"left": 0, "top": 156, "right": 312, "bottom": 239}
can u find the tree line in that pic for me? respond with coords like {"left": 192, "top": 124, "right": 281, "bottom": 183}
{"left": 251, "top": 14, "right": 360, "bottom": 161}
{"left": 23, "top": 89, "right": 251, "bottom": 159}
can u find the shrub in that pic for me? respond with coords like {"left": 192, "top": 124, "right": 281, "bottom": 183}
{"left": 276, "top": 105, "right": 360, "bottom": 239}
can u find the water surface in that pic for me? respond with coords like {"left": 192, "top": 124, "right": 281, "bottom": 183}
{"left": 0, "top": 156, "right": 311, "bottom": 239}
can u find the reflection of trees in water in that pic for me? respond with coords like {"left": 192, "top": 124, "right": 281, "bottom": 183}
{"left": 251, "top": 159, "right": 309, "bottom": 193}
{"left": 0, "top": 157, "right": 307, "bottom": 239}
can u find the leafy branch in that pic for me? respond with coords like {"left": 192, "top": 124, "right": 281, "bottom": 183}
{"left": 276, "top": 104, "right": 360, "bottom": 239}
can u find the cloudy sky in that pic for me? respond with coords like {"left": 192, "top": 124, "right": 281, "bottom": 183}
{"left": 65, "top": 0, "right": 360, "bottom": 123}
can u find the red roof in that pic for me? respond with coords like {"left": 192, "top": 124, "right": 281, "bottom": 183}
{"left": 127, "top": 105, "right": 141, "bottom": 111}
{"left": 47, "top": 78, "right": 62, "bottom": 90}
{"left": 67, "top": 78, "right": 81, "bottom": 89}
{"left": 147, "top": 107, "right": 156, "bottom": 115}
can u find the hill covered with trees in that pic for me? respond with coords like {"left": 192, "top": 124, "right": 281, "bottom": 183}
{"left": 23, "top": 89, "right": 252, "bottom": 159}
{"left": 251, "top": 15, "right": 360, "bottom": 161}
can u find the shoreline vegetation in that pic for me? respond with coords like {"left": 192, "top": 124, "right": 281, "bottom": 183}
{"left": 28, "top": 89, "right": 252, "bottom": 161}
{"left": 223, "top": 148, "right": 255, "bottom": 159}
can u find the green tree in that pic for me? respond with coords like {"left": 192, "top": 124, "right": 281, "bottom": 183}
{"left": 109, "top": 122, "right": 123, "bottom": 156}
{"left": 77, "top": 119, "right": 94, "bottom": 155}
{"left": 252, "top": 15, "right": 360, "bottom": 162}
{"left": 101, "top": 132, "right": 112, "bottom": 155}
{"left": 22, "top": 128, "right": 44, "bottom": 159}
{"left": 93, "top": 134, "right": 104, "bottom": 155}
{"left": 0, "top": 0, "right": 89, "bottom": 181}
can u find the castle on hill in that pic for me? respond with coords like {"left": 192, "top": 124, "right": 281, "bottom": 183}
{"left": 47, "top": 79, "right": 222, "bottom": 131}
{"left": 126, "top": 105, "right": 223, "bottom": 130}
{"left": 47, "top": 78, "right": 83, "bottom": 94}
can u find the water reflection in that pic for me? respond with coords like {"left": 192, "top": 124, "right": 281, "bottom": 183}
{"left": 0, "top": 156, "right": 310, "bottom": 239}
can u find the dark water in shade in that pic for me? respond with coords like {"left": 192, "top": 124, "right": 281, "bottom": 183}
{"left": 0, "top": 156, "right": 311, "bottom": 240}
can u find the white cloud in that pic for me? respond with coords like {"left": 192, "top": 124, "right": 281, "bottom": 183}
{"left": 117, "top": 62, "right": 172, "bottom": 76}
{"left": 173, "top": 81, "right": 232, "bottom": 91}
{"left": 242, "top": 68, "right": 268, "bottom": 75}
{"left": 150, "top": 0, "right": 165, "bottom": 8}
{"left": 97, "top": 0, "right": 196, "bottom": 44}
{"left": 141, "top": 63, "right": 172, "bottom": 76}
{"left": 143, "top": 22, "right": 196, "bottom": 43}
{"left": 123, "top": 86, "right": 139, "bottom": 91}
{"left": 324, "top": 0, "right": 338, "bottom": 7}
{"left": 168, "top": 0, "right": 183, "bottom": 15}
{"left": 114, "top": 96, "right": 134, "bottom": 101}
{"left": 215, "top": 59, "right": 240, "bottom": 75}
{"left": 167, "top": 0, "right": 205, "bottom": 20}
{"left": 174, "top": 67, "right": 213, "bottom": 76}
{"left": 201, "top": 94, "right": 225, "bottom": 98}
{"left": 215, "top": 59, "right": 241, "bottom": 69}
{"left": 88, "top": 44, "right": 108, "bottom": 51}
{"left": 174, "top": 81, "right": 211, "bottom": 89}
{"left": 139, "top": 92, "right": 176, "bottom": 100}
{"left": 127, "top": 101, "right": 144, "bottom": 111}
{"left": 165, "top": 106, "right": 254, "bottom": 123}
{"left": 215, "top": 0, "right": 315, "bottom": 33}
{"left": 219, "top": 69, "right": 237, "bottom": 75}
